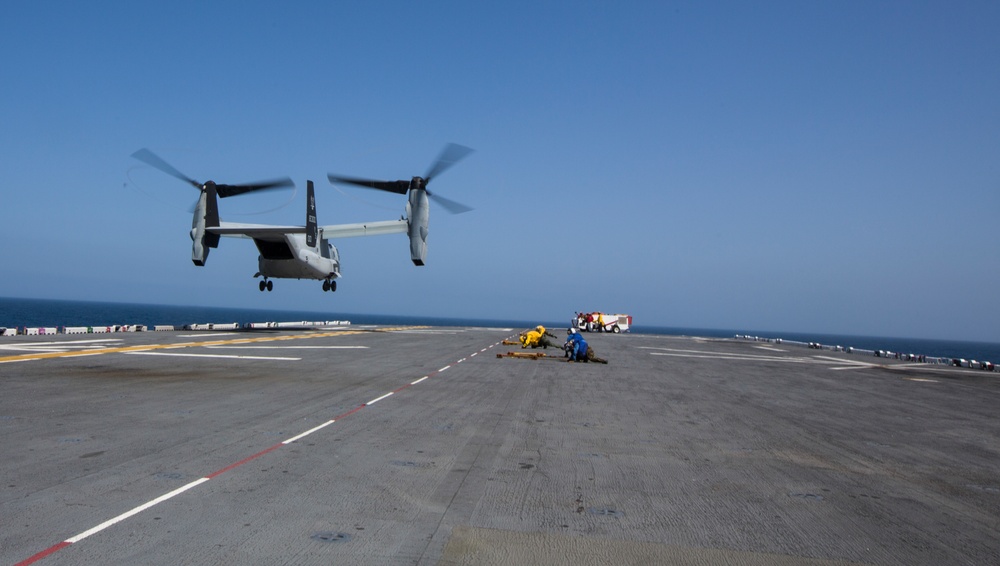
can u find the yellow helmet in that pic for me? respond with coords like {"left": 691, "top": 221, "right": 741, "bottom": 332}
{"left": 536, "top": 325, "right": 545, "bottom": 333}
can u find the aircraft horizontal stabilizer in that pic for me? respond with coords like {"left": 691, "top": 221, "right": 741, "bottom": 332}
{"left": 320, "top": 220, "right": 408, "bottom": 239}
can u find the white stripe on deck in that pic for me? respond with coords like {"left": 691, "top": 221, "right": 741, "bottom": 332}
{"left": 124, "top": 352, "right": 300, "bottom": 361}
{"left": 176, "top": 333, "right": 239, "bottom": 338}
{"left": 203, "top": 345, "right": 368, "bottom": 350}
{"left": 367, "top": 392, "right": 394, "bottom": 405}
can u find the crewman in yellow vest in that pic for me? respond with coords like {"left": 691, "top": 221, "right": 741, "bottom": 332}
{"left": 520, "top": 325, "right": 558, "bottom": 349}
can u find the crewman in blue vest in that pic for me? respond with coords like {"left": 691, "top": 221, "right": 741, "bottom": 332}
{"left": 564, "top": 328, "right": 588, "bottom": 362}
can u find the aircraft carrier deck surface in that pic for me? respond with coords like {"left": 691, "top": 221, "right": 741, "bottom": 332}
{"left": 2, "top": 326, "right": 998, "bottom": 565}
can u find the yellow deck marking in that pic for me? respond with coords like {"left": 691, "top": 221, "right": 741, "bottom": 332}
{"left": 0, "top": 326, "right": 424, "bottom": 364}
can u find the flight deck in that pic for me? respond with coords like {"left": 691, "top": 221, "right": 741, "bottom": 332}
{"left": 2, "top": 326, "right": 998, "bottom": 565}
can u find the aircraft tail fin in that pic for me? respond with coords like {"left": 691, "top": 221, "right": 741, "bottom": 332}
{"left": 306, "top": 180, "right": 317, "bottom": 248}
{"left": 204, "top": 182, "right": 220, "bottom": 246}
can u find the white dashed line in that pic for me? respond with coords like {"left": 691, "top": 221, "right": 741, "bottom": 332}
{"left": 283, "top": 420, "right": 336, "bottom": 444}
{"left": 66, "top": 478, "right": 211, "bottom": 544}
{"left": 367, "top": 392, "right": 394, "bottom": 405}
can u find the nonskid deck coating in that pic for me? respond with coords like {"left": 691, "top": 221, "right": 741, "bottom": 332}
{"left": 1, "top": 327, "right": 997, "bottom": 565}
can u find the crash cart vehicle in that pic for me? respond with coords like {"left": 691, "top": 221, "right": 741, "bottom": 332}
{"left": 576, "top": 312, "right": 632, "bottom": 333}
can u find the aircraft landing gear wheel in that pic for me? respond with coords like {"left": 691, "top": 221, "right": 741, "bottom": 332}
{"left": 259, "top": 280, "right": 266, "bottom": 292}
{"left": 266, "top": 280, "right": 273, "bottom": 292}
{"left": 322, "top": 281, "right": 330, "bottom": 292}
{"left": 330, "top": 280, "right": 336, "bottom": 292}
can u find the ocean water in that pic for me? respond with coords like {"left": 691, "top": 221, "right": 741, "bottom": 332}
{"left": 2, "top": 296, "right": 999, "bottom": 364}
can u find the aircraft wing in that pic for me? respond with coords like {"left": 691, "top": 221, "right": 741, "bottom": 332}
{"left": 319, "top": 220, "right": 408, "bottom": 239}
{"left": 208, "top": 222, "right": 306, "bottom": 240}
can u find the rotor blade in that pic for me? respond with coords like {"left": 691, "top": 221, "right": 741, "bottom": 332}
{"left": 216, "top": 177, "right": 295, "bottom": 198}
{"left": 131, "top": 148, "right": 200, "bottom": 189}
{"left": 327, "top": 174, "right": 410, "bottom": 195}
{"left": 430, "top": 192, "right": 473, "bottom": 214}
{"left": 424, "top": 143, "right": 474, "bottom": 184}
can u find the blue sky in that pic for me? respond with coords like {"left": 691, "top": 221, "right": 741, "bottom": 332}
{"left": 1, "top": 1, "right": 997, "bottom": 342}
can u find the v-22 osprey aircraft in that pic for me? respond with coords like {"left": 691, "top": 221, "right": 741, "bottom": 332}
{"left": 131, "top": 145, "right": 472, "bottom": 292}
